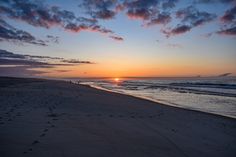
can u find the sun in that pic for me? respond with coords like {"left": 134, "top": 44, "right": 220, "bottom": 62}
{"left": 114, "top": 78, "right": 120, "bottom": 82}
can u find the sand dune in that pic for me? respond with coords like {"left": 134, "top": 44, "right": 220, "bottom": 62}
{"left": 0, "top": 77, "right": 235, "bottom": 157}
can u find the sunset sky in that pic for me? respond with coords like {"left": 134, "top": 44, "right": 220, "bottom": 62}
{"left": 0, "top": 0, "right": 236, "bottom": 78}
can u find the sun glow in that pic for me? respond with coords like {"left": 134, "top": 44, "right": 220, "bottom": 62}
{"left": 114, "top": 78, "right": 120, "bottom": 82}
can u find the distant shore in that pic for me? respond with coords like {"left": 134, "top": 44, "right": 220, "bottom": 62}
{"left": 0, "top": 77, "right": 236, "bottom": 157}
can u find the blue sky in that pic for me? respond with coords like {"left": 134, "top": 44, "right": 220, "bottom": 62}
{"left": 0, "top": 0, "right": 235, "bottom": 77}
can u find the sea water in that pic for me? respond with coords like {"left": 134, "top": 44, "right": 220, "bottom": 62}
{"left": 72, "top": 77, "right": 236, "bottom": 119}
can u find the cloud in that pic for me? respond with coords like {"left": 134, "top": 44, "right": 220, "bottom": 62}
{"left": 0, "top": 49, "right": 93, "bottom": 65}
{"left": 146, "top": 12, "right": 171, "bottom": 26}
{"left": 109, "top": 35, "right": 124, "bottom": 41}
{"left": 218, "top": 72, "right": 232, "bottom": 77}
{"left": 0, "top": 65, "right": 48, "bottom": 77}
{"left": 0, "top": 19, "right": 47, "bottom": 46}
{"left": 0, "top": 0, "right": 122, "bottom": 41}
{"left": 163, "top": 6, "right": 216, "bottom": 37}
{"left": 194, "top": 0, "right": 234, "bottom": 4}
{"left": 46, "top": 35, "right": 59, "bottom": 44}
{"left": 162, "top": 0, "right": 179, "bottom": 9}
{"left": 119, "top": 0, "right": 179, "bottom": 27}
{"left": 124, "top": 0, "right": 159, "bottom": 20}
{"left": 0, "top": 58, "right": 54, "bottom": 68}
{"left": 217, "top": 5, "right": 236, "bottom": 36}
{"left": 55, "top": 70, "right": 71, "bottom": 73}
{"left": 172, "top": 25, "right": 192, "bottom": 34}
{"left": 0, "top": 48, "right": 25, "bottom": 59}
{"left": 221, "top": 6, "right": 236, "bottom": 23}
{"left": 80, "top": 0, "right": 177, "bottom": 26}
{"left": 0, "top": 49, "right": 94, "bottom": 76}
{"left": 176, "top": 6, "right": 216, "bottom": 27}
{"left": 64, "top": 23, "right": 113, "bottom": 34}
{"left": 95, "top": 9, "right": 116, "bottom": 19}
{"left": 217, "top": 26, "right": 236, "bottom": 35}
{"left": 0, "top": 1, "right": 82, "bottom": 29}
{"left": 162, "top": 25, "right": 192, "bottom": 37}
{"left": 126, "top": 8, "right": 153, "bottom": 20}
{"left": 80, "top": 0, "right": 117, "bottom": 20}
{"left": 62, "top": 59, "right": 94, "bottom": 64}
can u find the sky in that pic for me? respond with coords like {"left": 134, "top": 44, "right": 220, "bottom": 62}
{"left": 0, "top": 0, "right": 236, "bottom": 78}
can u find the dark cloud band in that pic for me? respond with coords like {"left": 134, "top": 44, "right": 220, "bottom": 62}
{"left": 0, "top": 0, "right": 123, "bottom": 43}
{"left": 0, "top": 49, "right": 94, "bottom": 76}
{"left": 0, "top": 19, "right": 47, "bottom": 46}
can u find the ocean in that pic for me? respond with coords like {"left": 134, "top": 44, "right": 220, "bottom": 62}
{"left": 70, "top": 77, "right": 236, "bottom": 119}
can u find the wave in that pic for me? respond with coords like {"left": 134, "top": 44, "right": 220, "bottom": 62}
{"left": 169, "top": 82, "right": 236, "bottom": 90}
{"left": 116, "top": 80, "right": 236, "bottom": 97}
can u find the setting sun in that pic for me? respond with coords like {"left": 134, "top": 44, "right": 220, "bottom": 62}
{"left": 114, "top": 78, "right": 120, "bottom": 82}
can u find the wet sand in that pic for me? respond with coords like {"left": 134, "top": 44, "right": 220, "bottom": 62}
{"left": 0, "top": 77, "right": 236, "bottom": 157}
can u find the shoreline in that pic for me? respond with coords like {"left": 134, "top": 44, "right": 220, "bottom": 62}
{"left": 78, "top": 82, "right": 236, "bottom": 120}
{"left": 1, "top": 77, "right": 236, "bottom": 157}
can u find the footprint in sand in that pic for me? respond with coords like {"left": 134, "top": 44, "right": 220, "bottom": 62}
{"left": 48, "top": 107, "right": 53, "bottom": 113}
{"left": 23, "top": 149, "right": 31, "bottom": 154}
{"left": 40, "top": 127, "right": 50, "bottom": 137}
{"left": 44, "top": 129, "right": 48, "bottom": 132}
{"left": 22, "top": 141, "right": 37, "bottom": 154}
{"left": 40, "top": 133, "right": 46, "bottom": 137}
{"left": 48, "top": 113, "right": 58, "bottom": 118}
{"left": 32, "top": 140, "right": 39, "bottom": 145}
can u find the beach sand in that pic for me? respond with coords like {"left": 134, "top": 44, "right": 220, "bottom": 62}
{"left": 0, "top": 77, "right": 236, "bottom": 157}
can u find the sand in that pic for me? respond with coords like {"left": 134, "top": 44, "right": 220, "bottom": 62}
{"left": 0, "top": 77, "right": 236, "bottom": 157}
